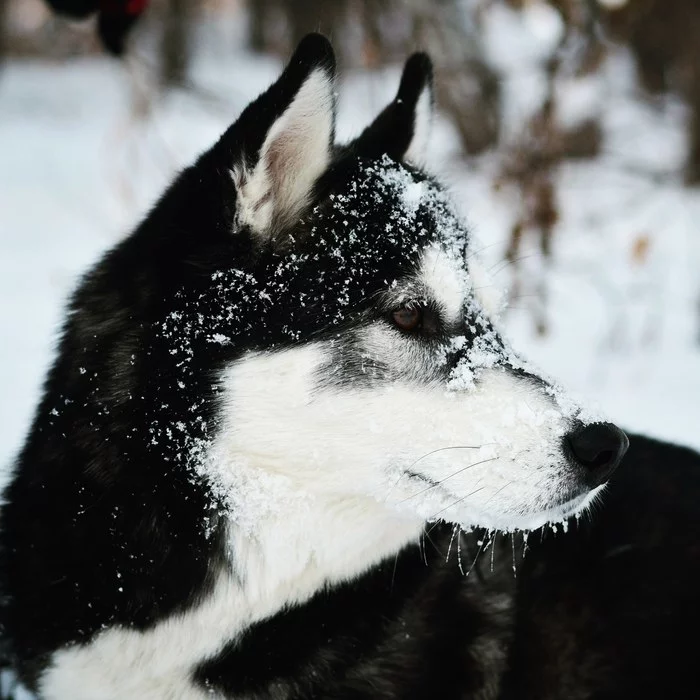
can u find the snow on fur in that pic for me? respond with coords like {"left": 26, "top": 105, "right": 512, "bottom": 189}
{"left": 149, "top": 156, "right": 606, "bottom": 536}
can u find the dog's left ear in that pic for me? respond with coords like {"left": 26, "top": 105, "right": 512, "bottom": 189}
{"left": 352, "top": 53, "right": 434, "bottom": 166}
{"left": 229, "top": 34, "right": 336, "bottom": 239}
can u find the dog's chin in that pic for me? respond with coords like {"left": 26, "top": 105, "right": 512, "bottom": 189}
{"left": 522, "top": 484, "right": 606, "bottom": 531}
{"left": 443, "top": 484, "right": 607, "bottom": 534}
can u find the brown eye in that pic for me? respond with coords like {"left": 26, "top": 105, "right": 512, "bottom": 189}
{"left": 392, "top": 305, "right": 422, "bottom": 332}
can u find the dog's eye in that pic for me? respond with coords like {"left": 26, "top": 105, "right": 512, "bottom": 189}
{"left": 392, "top": 305, "right": 422, "bottom": 332}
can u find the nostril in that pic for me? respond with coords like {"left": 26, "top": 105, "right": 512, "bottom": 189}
{"left": 585, "top": 449, "right": 615, "bottom": 470}
{"left": 565, "top": 422, "right": 629, "bottom": 487}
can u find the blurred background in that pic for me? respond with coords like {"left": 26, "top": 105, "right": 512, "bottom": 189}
{"left": 1, "top": 0, "right": 700, "bottom": 476}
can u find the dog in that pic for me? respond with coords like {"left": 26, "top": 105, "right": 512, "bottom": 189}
{"left": 2, "top": 34, "right": 698, "bottom": 699}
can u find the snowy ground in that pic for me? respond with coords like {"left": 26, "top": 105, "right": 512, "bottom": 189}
{"left": 1, "top": 26, "right": 700, "bottom": 486}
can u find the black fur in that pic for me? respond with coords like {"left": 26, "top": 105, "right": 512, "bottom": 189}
{"left": 0, "top": 34, "right": 465, "bottom": 692}
{"left": 351, "top": 52, "right": 433, "bottom": 162}
{"left": 195, "top": 522, "right": 514, "bottom": 700}
{"left": 503, "top": 434, "right": 700, "bottom": 700}
{"left": 192, "top": 434, "right": 700, "bottom": 700}
{"left": 2, "top": 34, "right": 699, "bottom": 699}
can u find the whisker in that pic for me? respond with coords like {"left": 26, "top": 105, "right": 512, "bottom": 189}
{"left": 508, "top": 294, "right": 538, "bottom": 301}
{"left": 398, "top": 456, "right": 499, "bottom": 504}
{"left": 446, "top": 524, "right": 459, "bottom": 563}
{"left": 456, "top": 526, "right": 465, "bottom": 575}
{"left": 423, "top": 528, "right": 442, "bottom": 557}
{"left": 425, "top": 520, "right": 440, "bottom": 536}
{"left": 407, "top": 444, "right": 495, "bottom": 473}
{"left": 466, "top": 534, "right": 488, "bottom": 576}
{"left": 383, "top": 444, "right": 494, "bottom": 503}
{"left": 480, "top": 480, "right": 514, "bottom": 507}
{"left": 490, "top": 253, "right": 537, "bottom": 277}
{"left": 426, "top": 485, "right": 488, "bottom": 521}
{"left": 466, "top": 239, "right": 508, "bottom": 261}
{"left": 490, "top": 529, "right": 498, "bottom": 572}
{"left": 390, "top": 550, "right": 400, "bottom": 593}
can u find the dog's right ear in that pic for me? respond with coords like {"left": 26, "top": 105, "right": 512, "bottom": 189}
{"left": 350, "top": 53, "right": 434, "bottom": 166}
{"left": 223, "top": 34, "right": 336, "bottom": 241}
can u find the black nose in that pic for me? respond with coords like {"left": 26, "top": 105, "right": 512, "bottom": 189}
{"left": 566, "top": 422, "right": 629, "bottom": 487}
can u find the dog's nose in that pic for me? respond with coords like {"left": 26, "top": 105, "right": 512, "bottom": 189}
{"left": 566, "top": 422, "right": 629, "bottom": 487}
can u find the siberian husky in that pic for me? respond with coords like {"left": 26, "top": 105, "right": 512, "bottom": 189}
{"left": 4, "top": 34, "right": 696, "bottom": 700}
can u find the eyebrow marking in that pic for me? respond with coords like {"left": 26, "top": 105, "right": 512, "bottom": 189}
{"left": 417, "top": 246, "right": 466, "bottom": 323}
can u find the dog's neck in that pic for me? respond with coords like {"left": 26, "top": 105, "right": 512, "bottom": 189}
{"left": 223, "top": 490, "right": 424, "bottom": 623}
{"left": 40, "top": 492, "right": 424, "bottom": 699}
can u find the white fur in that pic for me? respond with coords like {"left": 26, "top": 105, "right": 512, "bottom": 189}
{"left": 199, "top": 245, "right": 588, "bottom": 536}
{"left": 404, "top": 84, "right": 433, "bottom": 166}
{"left": 40, "top": 345, "right": 425, "bottom": 699}
{"left": 470, "top": 255, "right": 508, "bottom": 319}
{"left": 40, "top": 263, "right": 591, "bottom": 699}
{"left": 208, "top": 345, "right": 582, "bottom": 534}
{"left": 233, "top": 69, "right": 334, "bottom": 236}
{"left": 419, "top": 245, "right": 468, "bottom": 322}
{"left": 36, "top": 62, "right": 604, "bottom": 700}
{"left": 40, "top": 482, "right": 421, "bottom": 699}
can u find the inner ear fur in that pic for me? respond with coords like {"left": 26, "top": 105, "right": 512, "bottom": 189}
{"left": 229, "top": 34, "right": 337, "bottom": 241}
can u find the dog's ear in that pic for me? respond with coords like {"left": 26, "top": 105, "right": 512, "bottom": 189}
{"left": 228, "top": 34, "right": 336, "bottom": 239}
{"left": 352, "top": 53, "right": 433, "bottom": 166}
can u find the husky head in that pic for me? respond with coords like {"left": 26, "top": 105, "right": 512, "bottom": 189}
{"left": 142, "top": 35, "right": 627, "bottom": 547}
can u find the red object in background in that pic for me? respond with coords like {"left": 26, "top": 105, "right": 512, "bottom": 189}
{"left": 44, "top": 0, "right": 150, "bottom": 55}
{"left": 100, "top": 0, "right": 149, "bottom": 15}
{"left": 98, "top": 0, "right": 150, "bottom": 55}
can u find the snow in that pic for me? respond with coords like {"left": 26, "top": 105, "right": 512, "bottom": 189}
{"left": 482, "top": 2, "right": 562, "bottom": 72}
{"left": 1, "top": 23, "right": 700, "bottom": 494}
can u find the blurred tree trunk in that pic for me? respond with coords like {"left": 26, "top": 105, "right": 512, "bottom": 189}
{"left": 0, "top": 0, "right": 7, "bottom": 66}
{"left": 248, "top": 0, "right": 270, "bottom": 51}
{"left": 160, "top": 0, "right": 192, "bottom": 87}
{"left": 685, "top": 75, "right": 700, "bottom": 185}
{"left": 683, "top": 30, "right": 700, "bottom": 184}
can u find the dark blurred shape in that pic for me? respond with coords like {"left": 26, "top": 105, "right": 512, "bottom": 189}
{"left": 1, "top": 0, "right": 97, "bottom": 59}
{"left": 98, "top": 0, "right": 148, "bottom": 55}
{"left": 562, "top": 120, "right": 603, "bottom": 160}
{"left": 247, "top": 0, "right": 267, "bottom": 52}
{"left": 45, "top": 0, "right": 96, "bottom": 18}
{"left": 159, "top": 0, "right": 190, "bottom": 86}
{"left": 0, "top": 0, "right": 7, "bottom": 66}
{"left": 44, "top": 0, "right": 149, "bottom": 55}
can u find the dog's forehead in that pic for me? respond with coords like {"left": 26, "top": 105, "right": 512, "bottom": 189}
{"left": 309, "top": 156, "right": 469, "bottom": 269}
{"left": 309, "top": 156, "right": 471, "bottom": 318}
{"left": 163, "top": 158, "right": 472, "bottom": 351}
